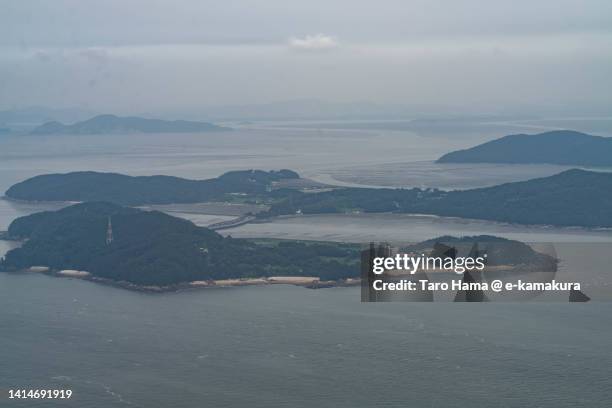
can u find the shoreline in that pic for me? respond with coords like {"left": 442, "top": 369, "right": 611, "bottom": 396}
{"left": 13, "top": 267, "right": 360, "bottom": 293}
{"left": 85, "top": 275, "right": 362, "bottom": 293}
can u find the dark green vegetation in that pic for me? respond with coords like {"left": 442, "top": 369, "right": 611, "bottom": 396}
{"left": 437, "top": 130, "right": 612, "bottom": 166}
{"left": 0, "top": 202, "right": 553, "bottom": 287}
{"left": 7, "top": 167, "right": 612, "bottom": 227}
{"left": 406, "top": 235, "right": 556, "bottom": 270}
{"left": 30, "top": 114, "right": 229, "bottom": 135}
{"left": 265, "top": 169, "right": 612, "bottom": 228}
{"left": 6, "top": 169, "right": 299, "bottom": 206}
{"left": 0, "top": 202, "right": 359, "bottom": 285}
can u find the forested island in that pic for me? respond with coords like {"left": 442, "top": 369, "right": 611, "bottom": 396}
{"left": 263, "top": 169, "right": 612, "bottom": 228}
{"left": 437, "top": 130, "right": 612, "bottom": 166}
{"left": 30, "top": 114, "right": 229, "bottom": 135}
{"left": 6, "top": 168, "right": 612, "bottom": 228}
{"left": 6, "top": 169, "right": 299, "bottom": 205}
{"left": 0, "top": 202, "right": 359, "bottom": 286}
{"left": 405, "top": 235, "right": 556, "bottom": 272}
{"left": 0, "top": 202, "right": 553, "bottom": 289}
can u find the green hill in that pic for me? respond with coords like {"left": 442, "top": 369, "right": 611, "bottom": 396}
{"left": 265, "top": 169, "right": 612, "bottom": 228}
{"left": 8, "top": 167, "right": 612, "bottom": 228}
{"left": 0, "top": 202, "right": 554, "bottom": 288}
{"left": 437, "top": 130, "right": 612, "bottom": 166}
{"left": 0, "top": 202, "right": 359, "bottom": 285}
{"left": 5, "top": 169, "right": 299, "bottom": 205}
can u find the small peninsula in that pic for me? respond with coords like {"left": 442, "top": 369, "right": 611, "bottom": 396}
{"left": 30, "top": 114, "right": 229, "bottom": 135}
{"left": 437, "top": 130, "right": 612, "bottom": 166}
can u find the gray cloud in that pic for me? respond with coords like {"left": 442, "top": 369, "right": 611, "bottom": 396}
{"left": 1, "top": 1, "right": 611, "bottom": 115}
{"left": 2, "top": 0, "right": 611, "bottom": 48}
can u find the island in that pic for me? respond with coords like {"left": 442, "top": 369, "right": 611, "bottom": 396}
{"left": 436, "top": 130, "right": 612, "bottom": 166}
{"left": 404, "top": 235, "right": 558, "bottom": 281}
{"left": 30, "top": 114, "right": 229, "bottom": 135}
{"left": 6, "top": 168, "right": 612, "bottom": 228}
{"left": 5, "top": 169, "right": 300, "bottom": 205}
{"left": 0, "top": 202, "right": 360, "bottom": 287}
{"left": 0, "top": 202, "right": 554, "bottom": 291}
{"left": 263, "top": 169, "right": 612, "bottom": 228}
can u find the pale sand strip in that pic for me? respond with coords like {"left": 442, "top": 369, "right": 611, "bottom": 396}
{"left": 267, "top": 276, "right": 320, "bottom": 285}
{"left": 58, "top": 269, "right": 91, "bottom": 278}
{"left": 27, "top": 266, "right": 50, "bottom": 272}
{"left": 213, "top": 278, "right": 268, "bottom": 286}
{"left": 190, "top": 276, "right": 322, "bottom": 288}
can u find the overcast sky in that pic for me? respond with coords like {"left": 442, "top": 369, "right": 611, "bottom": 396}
{"left": 1, "top": 0, "right": 611, "bottom": 116}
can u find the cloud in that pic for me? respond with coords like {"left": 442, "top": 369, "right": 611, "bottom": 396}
{"left": 288, "top": 34, "right": 339, "bottom": 51}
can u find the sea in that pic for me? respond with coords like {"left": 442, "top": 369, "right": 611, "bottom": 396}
{"left": 1, "top": 120, "right": 612, "bottom": 407}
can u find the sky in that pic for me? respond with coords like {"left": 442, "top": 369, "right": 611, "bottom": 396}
{"left": 1, "top": 0, "right": 611, "bottom": 116}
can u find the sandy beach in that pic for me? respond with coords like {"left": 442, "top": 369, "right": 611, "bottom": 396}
{"left": 58, "top": 269, "right": 92, "bottom": 278}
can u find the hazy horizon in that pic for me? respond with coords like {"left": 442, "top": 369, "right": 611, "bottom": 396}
{"left": 1, "top": 0, "right": 612, "bottom": 117}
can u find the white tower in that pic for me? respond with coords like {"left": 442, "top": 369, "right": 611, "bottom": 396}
{"left": 106, "top": 216, "right": 113, "bottom": 245}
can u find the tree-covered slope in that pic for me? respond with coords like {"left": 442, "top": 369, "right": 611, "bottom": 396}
{"left": 415, "top": 169, "right": 612, "bottom": 226}
{"left": 8, "top": 167, "right": 612, "bottom": 227}
{"left": 437, "top": 130, "right": 612, "bottom": 166}
{"left": 5, "top": 169, "right": 299, "bottom": 205}
{"left": 0, "top": 202, "right": 359, "bottom": 285}
{"left": 265, "top": 169, "right": 612, "bottom": 227}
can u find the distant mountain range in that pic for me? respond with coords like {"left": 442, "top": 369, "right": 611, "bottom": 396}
{"left": 30, "top": 114, "right": 229, "bottom": 135}
{"left": 1, "top": 101, "right": 510, "bottom": 127}
{"left": 0, "top": 106, "right": 96, "bottom": 127}
{"left": 437, "top": 130, "right": 612, "bottom": 166}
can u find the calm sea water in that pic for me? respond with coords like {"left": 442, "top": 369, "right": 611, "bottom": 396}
{"left": 1, "top": 125, "right": 611, "bottom": 407}
{"left": 221, "top": 213, "right": 612, "bottom": 243}
{"left": 2, "top": 273, "right": 611, "bottom": 408}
